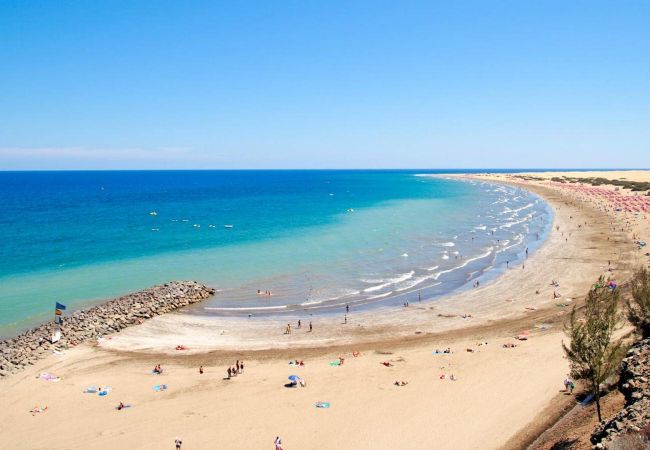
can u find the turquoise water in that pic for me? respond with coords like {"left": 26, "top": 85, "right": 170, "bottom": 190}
{"left": 0, "top": 170, "right": 552, "bottom": 336}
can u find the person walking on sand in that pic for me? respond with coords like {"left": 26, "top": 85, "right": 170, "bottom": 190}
{"left": 175, "top": 437, "right": 182, "bottom": 450}
{"left": 309, "top": 321, "right": 313, "bottom": 332}
{"left": 275, "top": 436, "right": 283, "bottom": 450}
{"left": 346, "top": 303, "right": 349, "bottom": 313}
{"left": 236, "top": 360, "right": 240, "bottom": 374}
{"left": 298, "top": 319, "right": 301, "bottom": 329}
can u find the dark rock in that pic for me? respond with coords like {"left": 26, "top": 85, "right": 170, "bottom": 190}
{"left": 0, "top": 281, "right": 214, "bottom": 380}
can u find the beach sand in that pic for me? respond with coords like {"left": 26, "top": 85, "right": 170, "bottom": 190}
{"left": 0, "top": 171, "right": 647, "bottom": 450}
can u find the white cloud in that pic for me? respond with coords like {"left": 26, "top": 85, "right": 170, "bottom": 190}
{"left": 0, "top": 146, "right": 230, "bottom": 169}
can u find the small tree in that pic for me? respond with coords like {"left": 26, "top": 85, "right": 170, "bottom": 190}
{"left": 626, "top": 267, "right": 650, "bottom": 338}
{"left": 563, "top": 283, "right": 624, "bottom": 422}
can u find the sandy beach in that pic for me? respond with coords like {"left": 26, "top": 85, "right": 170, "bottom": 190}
{"left": 1, "top": 171, "right": 648, "bottom": 450}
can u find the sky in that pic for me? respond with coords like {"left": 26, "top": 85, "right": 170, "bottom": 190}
{"left": 0, "top": 1, "right": 649, "bottom": 170}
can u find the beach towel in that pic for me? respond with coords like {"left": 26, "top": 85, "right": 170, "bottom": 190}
{"left": 38, "top": 372, "right": 60, "bottom": 382}
{"left": 329, "top": 361, "right": 340, "bottom": 366}
{"left": 98, "top": 387, "right": 112, "bottom": 396}
{"left": 83, "top": 386, "right": 98, "bottom": 394}
{"left": 153, "top": 384, "right": 168, "bottom": 392}
{"left": 315, "top": 402, "right": 330, "bottom": 408}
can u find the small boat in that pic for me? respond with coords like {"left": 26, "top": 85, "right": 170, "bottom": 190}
{"left": 224, "top": 224, "right": 234, "bottom": 229}
{"left": 149, "top": 211, "right": 158, "bottom": 216}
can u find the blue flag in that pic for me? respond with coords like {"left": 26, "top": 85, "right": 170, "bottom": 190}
{"left": 55, "top": 302, "right": 66, "bottom": 311}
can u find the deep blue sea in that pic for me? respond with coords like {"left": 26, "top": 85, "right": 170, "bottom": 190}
{"left": 0, "top": 170, "right": 553, "bottom": 337}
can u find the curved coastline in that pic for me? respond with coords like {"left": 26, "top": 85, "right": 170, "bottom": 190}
{"left": 99, "top": 177, "right": 617, "bottom": 353}
{"left": 190, "top": 175, "right": 554, "bottom": 318}
{"left": 1, "top": 171, "right": 644, "bottom": 450}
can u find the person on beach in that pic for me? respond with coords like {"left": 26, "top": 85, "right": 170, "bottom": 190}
{"left": 309, "top": 321, "right": 313, "bottom": 332}
{"left": 175, "top": 437, "right": 182, "bottom": 450}
{"left": 240, "top": 361, "right": 244, "bottom": 373}
{"left": 227, "top": 367, "right": 232, "bottom": 379}
{"left": 344, "top": 314, "right": 347, "bottom": 324}
{"left": 275, "top": 436, "right": 283, "bottom": 450}
{"left": 297, "top": 319, "right": 301, "bottom": 329}
{"left": 199, "top": 365, "right": 204, "bottom": 375}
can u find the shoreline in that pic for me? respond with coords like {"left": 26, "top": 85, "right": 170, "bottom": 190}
{"left": 0, "top": 170, "right": 647, "bottom": 450}
{"left": 99, "top": 179, "right": 630, "bottom": 354}
{"left": 0, "top": 173, "right": 546, "bottom": 337}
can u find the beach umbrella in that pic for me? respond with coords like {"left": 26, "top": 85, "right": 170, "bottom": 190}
{"left": 288, "top": 375, "right": 300, "bottom": 381}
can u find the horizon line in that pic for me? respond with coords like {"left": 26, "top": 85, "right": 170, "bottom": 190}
{"left": 1, "top": 167, "right": 649, "bottom": 173}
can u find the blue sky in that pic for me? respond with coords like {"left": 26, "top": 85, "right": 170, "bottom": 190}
{"left": 1, "top": 1, "right": 648, "bottom": 169}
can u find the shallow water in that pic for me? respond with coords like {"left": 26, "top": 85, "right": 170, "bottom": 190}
{"left": 0, "top": 170, "right": 552, "bottom": 336}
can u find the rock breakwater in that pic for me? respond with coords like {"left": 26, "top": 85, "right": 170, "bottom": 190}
{"left": 0, "top": 281, "right": 214, "bottom": 378}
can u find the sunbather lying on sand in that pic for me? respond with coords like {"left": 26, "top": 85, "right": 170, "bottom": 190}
{"left": 502, "top": 343, "right": 517, "bottom": 348}
{"left": 394, "top": 380, "right": 408, "bottom": 386}
{"left": 30, "top": 406, "right": 47, "bottom": 414}
{"left": 381, "top": 361, "right": 394, "bottom": 367}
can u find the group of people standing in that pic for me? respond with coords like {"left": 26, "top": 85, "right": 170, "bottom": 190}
{"left": 227, "top": 360, "right": 244, "bottom": 379}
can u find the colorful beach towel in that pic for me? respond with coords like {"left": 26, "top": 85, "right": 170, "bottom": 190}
{"left": 153, "top": 384, "right": 168, "bottom": 392}
{"left": 315, "top": 402, "right": 330, "bottom": 408}
{"left": 328, "top": 361, "right": 340, "bottom": 366}
{"left": 98, "top": 387, "right": 112, "bottom": 396}
{"left": 83, "top": 386, "right": 98, "bottom": 394}
{"left": 38, "top": 372, "right": 60, "bottom": 382}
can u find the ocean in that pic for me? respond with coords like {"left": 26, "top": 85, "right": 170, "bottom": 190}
{"left": 0, "top": 170, "right": 553, "bottom": 337}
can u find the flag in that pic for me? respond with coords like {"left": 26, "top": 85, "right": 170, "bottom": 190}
{"left": 55, "top": 302, "right": 66, "bottom": 311}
